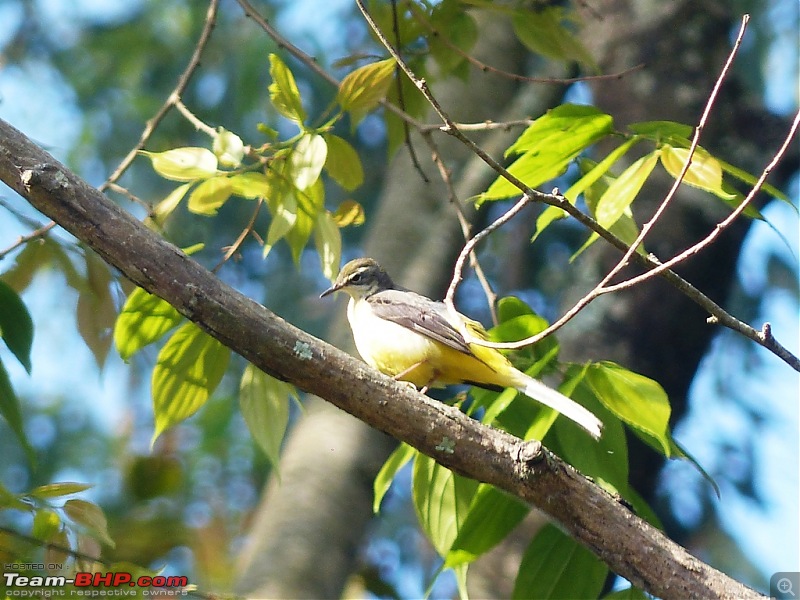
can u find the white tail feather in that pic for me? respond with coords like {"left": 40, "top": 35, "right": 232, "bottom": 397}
{"left": 514, "top": 373, "right": 603, "bottom": 439}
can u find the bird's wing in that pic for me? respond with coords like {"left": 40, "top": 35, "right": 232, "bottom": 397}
{"left": 367, "top": 290, "right": 473, "bottom": 355}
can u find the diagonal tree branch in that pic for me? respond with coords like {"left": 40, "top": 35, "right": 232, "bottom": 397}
{"left": 0, "top": 118, "right": 765, "bottom": 600}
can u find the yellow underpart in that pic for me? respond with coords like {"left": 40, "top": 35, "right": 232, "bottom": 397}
{"left": 348, "top": 297, "right": 520, "bottom": 389}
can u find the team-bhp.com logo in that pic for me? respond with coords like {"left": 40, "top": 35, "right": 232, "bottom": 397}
{"left": 4, "top": 571, "right": 189, "bottom": 595}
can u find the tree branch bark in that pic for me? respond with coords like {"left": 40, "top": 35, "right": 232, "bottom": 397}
{"left": 0, "top": 118, "right": 764, "bottom": 599}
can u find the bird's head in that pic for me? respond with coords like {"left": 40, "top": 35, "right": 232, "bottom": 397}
{"left": 320, "top": 257, "right": 395, "bottom": 300}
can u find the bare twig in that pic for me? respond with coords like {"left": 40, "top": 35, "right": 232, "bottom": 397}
{"left": 356, "top": 2, "right": 798, "bottom": 370}
{"left": 100, "top": 0, "right": 220, "bottom": 191}
{"left": 408, "top": 1, "right": 644, "bottom": 85}
{"left": 0, "top": 220, "right": 56, "bottom": 260}
{"left": 213, "top": 197, "right": 264, "bottom": 272}
{"left": 418, "top": 131, "right": 498, "bottom": 322}
{"left": 174, "top": 99, "right": 218, "bottom": 137}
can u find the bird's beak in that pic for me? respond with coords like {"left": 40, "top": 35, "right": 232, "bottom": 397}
{"left": 319, "top": 282, "right": 341, "bottom": 299}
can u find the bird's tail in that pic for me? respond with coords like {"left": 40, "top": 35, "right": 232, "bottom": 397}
{"left": 510, "top": 371, "right": 603, "bottom": 439}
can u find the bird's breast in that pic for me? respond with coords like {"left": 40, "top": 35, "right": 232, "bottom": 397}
{"left": 347, "top": 298, "right": 441, "bottom": 386}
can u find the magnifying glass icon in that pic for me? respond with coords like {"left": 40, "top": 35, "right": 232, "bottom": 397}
{"left": 778, "top": 577, "right": 796, "bottom": 597}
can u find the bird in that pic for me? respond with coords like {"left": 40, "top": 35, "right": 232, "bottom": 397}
{"left": 320, "top": 258, "right": 603, "bottom": 439}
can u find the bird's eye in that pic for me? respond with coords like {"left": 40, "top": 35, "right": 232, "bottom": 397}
{"left": 351, "top": 272, "right": 363, "bottom": 283}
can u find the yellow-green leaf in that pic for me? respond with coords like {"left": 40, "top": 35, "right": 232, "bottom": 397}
{"left": 412, "top": 453, "right": 479, "bottom": 557}
{"left": 374, "top": 443, "right": 416, "bottom": 513}
{"left": 32, "top": 509, "right": 61, "bottom": 541}
{"left": 63, "top": 499, "right": 115, "bottom": 548}
{"left": 151, "top": 322, "right": 230, "bottom": 443}
{"left": 269, "top": 53, "right": 306, "bottom": 124}
{"left": 229, "top": 172, "right": 271, "bottom": 199}
{"left": 660, "top": 145, "right": 735, "bottom": 199}
{"left": 263, "top": 193, "right": 297, "bottom": 258}
{"left": 187, "top": 176, "right": 233, "bottom": 216}
{"left": 291, "top": 133, "right": 327, "bottom": 191}
{"left": 324, "top": 134, "right": 364, "bottom": 191}
{"left": 332, "top": 199, "right": 365, "bottom": 227}
{"left": 30, "top": 482, "right": 92, "bottom": 499}
{"left": 595, "top": 151, "right": 659, "bottom": 230}
{"left": 114, "top": 287, "right": 182, "bottom": 361}
{"left": 152, "top": 183, "right": 191, "bottom": 224}
{"left": 141, "top": 147, "right": 218, "bottom": 181}
{"left": 337, "top": 58, "right": 396, "bottom": 125}
{"left": 239, "top": 364, "right": 293, "bottom": 473}
{"left": 213, "top": 127, "right": 245, "bottom": 167}
{"left": 314, "top": 211, "right": 341, "bottom": 280}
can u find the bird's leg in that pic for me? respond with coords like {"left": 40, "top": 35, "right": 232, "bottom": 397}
{"left": 392, "top": 361, "right": 438, "bottom": 395}
{"left": 392, "top": 360, "right": 426, "bottom": 382}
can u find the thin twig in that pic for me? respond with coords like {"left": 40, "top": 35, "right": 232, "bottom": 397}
{"left": 174, "top": 99, "right": 218, "bottom": 137}
{"left": 213, "top": 198, "right": 264, "bottom": 272}
{"left": 408, "top": 1, "right": 644, "bottom": 86}
{"left": 597, "top": 15, "right": 751, "bottom": 294}
{"left": 0, "top": 220, "right": 56, "bottom": 260}
{"left": 356, "top": 2, "right": 799, "bottom": 370}
{"left": 100, "top": 0, "right": 220, "bottom": 191}
{"left": 418, "top": 131, "right": 498, "bottom": 323}
{"left": 390, "top": 0, "right": 428, "bottom": 182}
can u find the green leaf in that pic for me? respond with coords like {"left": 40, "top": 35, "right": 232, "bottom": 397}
{"left": 263, "top": 193, "right": 298, "bottom": 259}
{"left": 151, "top": 322, "right": 231, "bottom": 444}
{"left": 30, "top": 482, "right": 93, "bottom": 499}
{"left": 429, "top": 1, "right": 478, "bottom": 73}
{"left": 374, "top": 443, "right": 416, "bottom": 513}
{"left": 331, "top": 199, "right": 366, "bottom": 227}
{"left": 660, "top": 145, "right": 736, "bottom": 200}
{"left": 0, "top": 279, "right": 33, "bottom": 373}
{"left": 531, "top": 205, "right": 569, "bottom": 242}
{"left": 114, "top": 287, "right": 182, "bottom": 361}
{"left": 0, "top": 482, "right": 28, "bottom": 511}
{"left": 324, "top": 134, "right": 364, "bottom": 191}
{"left": 511, "top": 7, "right": 597, "bottom": 71}
{"left": 0, "top": 359, "right": 34, "bottom": 462}
{"left": 314, "top": 211, "right": 341, "bottom": 281}
{"left": 151, "top": 183, "right": 191, "bottom": 225}
{"left": 337, "top": 58, "right": 396, "bottom": 125}
{"left": 512, "top": 524, "right": 607, "bottom": 600}
{"left": 445, "top": 484, "right": 529, "bottom": 567}
{"left": 483, "top": 104, "right": 613, "bottom": 201}
{"left": 76, "top": 251, "right": 116, "bottom": 369}
{"left": 717, "top": 157, "right": 790, "bottom": 204}
{"left": 63, "top": 499, "right": 115, "bottom": 548}
{"left": 268, "top": 53, "right": 306, "bottom": 124}
{"left": 565, "top": 137, "right": 641, "bottom": 204}
{"left": 412, "top": 453, "right": 479, "bottom": 556}
{"left": 586, "top": 361, "right": 672, "bottom": 457}
{"left": 285, "top": 178, "right": 323, "bottom": 264}
{"left": 187, "top": 176, "right": 233, "bottom": 216}
{"left": 1, "top": 236, "right": 80, "bottom": 293}
{"left": 552, "top": 365, "right": 629, "bottom": 493}
{"left": 239, "top": 364, "right": 293, "bottom": 474}
{"left": 291, "top": 133, "right": 328, "bottom": 191}
{"left": 32, "top": 509, "right": 61, "bottom": 541}
{"left": 213, "top": 127, "right": 245, "bottom": 167}
{"left": 141, "top": 147, "right": 218, "bottom": 181}
{"left": 628, "top": 120, "right": 694, "bottom": 142}
{"left": 594, "top": 151, "right": 659, "bottom": 229}
{"left": 229, "top": 172, "right": 272, "bottom": 199}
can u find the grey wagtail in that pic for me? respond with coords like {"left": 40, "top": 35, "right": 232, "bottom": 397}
{"left": 321, "top": 258, "right": 603, "bottom": 439}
